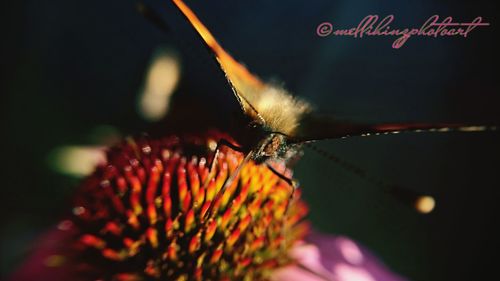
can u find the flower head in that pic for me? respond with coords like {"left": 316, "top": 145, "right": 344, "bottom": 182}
{"left": 8, "top": 132, "right": 407, "bottom": 281}
{"left": 71, "top": 132, "right": 309, "bottom": 280}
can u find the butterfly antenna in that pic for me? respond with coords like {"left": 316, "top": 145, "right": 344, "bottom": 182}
{"left": 305, "top": 143, "right": 436, "bottom": 214}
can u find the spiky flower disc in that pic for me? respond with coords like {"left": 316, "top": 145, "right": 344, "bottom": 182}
{"left": 71, "top": 132, "right": 308, "bottom": 281}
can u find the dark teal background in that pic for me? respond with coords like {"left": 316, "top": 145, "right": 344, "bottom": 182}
{"left": 1, "top": 0, "right": 499, "bottom": 280}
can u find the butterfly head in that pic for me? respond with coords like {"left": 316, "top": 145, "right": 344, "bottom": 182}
{"left": 252, "top": 133, "right": 290, "bottom": 164}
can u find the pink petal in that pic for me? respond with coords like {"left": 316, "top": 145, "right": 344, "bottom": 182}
{"left": 272, "top": 231, "right": 408, "bottom": 281}
{"left": 6, "top": 221, "right": 84, "bottom": 281}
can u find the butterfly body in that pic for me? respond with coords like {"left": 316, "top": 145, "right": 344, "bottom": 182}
{"left": 145, "top": 0, "right": 498, "bottom": 211}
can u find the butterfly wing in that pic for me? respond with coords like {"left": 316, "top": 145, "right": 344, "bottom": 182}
{"left": 291, "top": 113, "right": 497, "bottom": 143}
{"left": 137, "top": 0, "right": 249, "bottom": 136}
{"left": 169, "top": 0, "right": 312, "bottom": 136}
{"left": 170, "top": 0, "right": 265, "bottom": 121}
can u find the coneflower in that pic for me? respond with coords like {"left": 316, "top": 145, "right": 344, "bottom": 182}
{"left": 70, "top": 131, "right": 308, "bottom": 281}
{"left": 8, "top": 132, "right": 407, "bottom": 281}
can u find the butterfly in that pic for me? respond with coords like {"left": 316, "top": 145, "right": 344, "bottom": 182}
{"left": 138, "top": 0, "right": 497, "bottom": 216}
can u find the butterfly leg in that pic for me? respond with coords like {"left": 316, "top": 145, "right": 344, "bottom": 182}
{"left": 206, "top": 138, "right": 245, "bottom": 181}
{"left": 265, "top": 163, "right": 300, "bottom": 251}
{"left": 202, "top": 139, "right": 247, "bottom": 221}
{"left": 204, "top": 150, "right": 253, "bottom": 221}
{"left": 265, "top": 163, "right": 299, "bottom": 199}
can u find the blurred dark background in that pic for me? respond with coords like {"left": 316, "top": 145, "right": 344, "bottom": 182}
{"left": 1, "top": 0, "right": 499, "bottom": 280}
